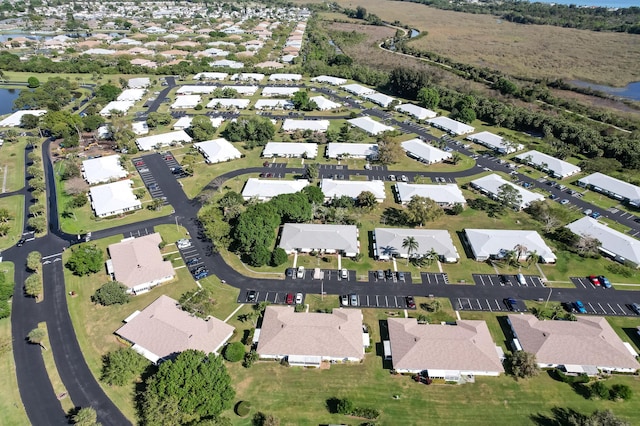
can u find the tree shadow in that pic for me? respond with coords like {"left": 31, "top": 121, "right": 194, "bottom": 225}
{"left": 325, "top": 397, "right": 340, "bottom": 414}
{"left": 381, "top": 207, "right": 405, "bottom": 227}
{"left": 530, "top": 406, "right": 586, "bottom": 426}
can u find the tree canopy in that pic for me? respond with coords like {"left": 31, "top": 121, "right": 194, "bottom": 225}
{"left": 404, "top": 196, "right": 444, "bottom": 226}
{"left": 66, "top": 244, "right": 104, "bottom": 276}
{"left": 92, "top": 281, "right": 129, "bottom": 306}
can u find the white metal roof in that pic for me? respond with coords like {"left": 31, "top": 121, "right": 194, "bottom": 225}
{"left": 0, "top": 110, "right": 46, "bottom": 127}
{"left": 206, "top": 98, "right": 250, "bottom": 109}
{"left": 172, "top": 116, "right": 224, "bottom": 130}
{"left": 131, "top": 121, "right": 149, "bottom": 135}
{"left": 578, "top": 173, "right": 640, "bottom": 206}
{"left": 427, "top": 116, "right": 475, "bottom": 135}
{"left": 311, "top": 75, "right": 347, "bottom": 85}
{"left": 401, "top": 138, "right": 451, "bottom": 163}
{"left": 100, "top": 100, "right": 134, "bottom": 116}
{"left": 464, "top": 228, "right": 556, "bottom": 262}
{"left": 128, "top": 77, "right": 150, "bottom": 88}
{"left": 515, "top": 150, "right": 581, "bottom": 178}
{"left": 321, "top": 179, "right": 386, "bottom": 201}
{"left": 242, "top": 178, "right": 309, "bottom": 200}
{"left": 117, "top": 89, "right": 145, "bottom": 102}
{"left": 171, "top": 95, "right": 201, "bottom": 109}
{"left": 194, "top": 138, "right": 242, "bottom": 164}
{"left": 566, "top": 216, "right": 640, "bottom": 265}
{"left": 309, "top": 96, "right": 341, "bottom": 110}
{"left": 279, "top": 223, "right": 359, "bottom": 255}
{"left": 281, "top": 119, "right": 329, "bottom": 132}
{"left": 268, "top": 73, "right": 302, "bottom": 81}
{"left": 362, "top": 92, "right": 395, "bottom": 108}
{"left": 341, "top": 83, "right": 375, "bottom": 96}
{"left": 210, "top": 59, "right": 244, "bottom": 68}
{"left": 326, "top": 143, "right": 378, "bottom": 159}
{"left": 395, "top": 183, "right": 466, "bottom": 205}
{"left": 471, "top": 174, "right": 544, "bottom": 209}
{"left": 176, "top": 85, "right": 217, "bottom": 95}
{"left": 89, "top": 180, "right": 141, "bottom": 217}
{"left": 193, "top": 72, "right": 228, "bottom": 80}
{"left": 395, "top": 104, "right": 437, "bottom": 120}
{"left": 82, "top": 154, "right": 127, "bottom": 185}
{"left": 254, "top": 99, "right": 294, "bottom": 110}
{"left": 136, "top": 130, "right": 192, "bottom": 151}
{"left": 262, "top": 142, "right": 318, "bottom": 158}
{"left": 234, "top": 73, "right": 265, "bottom": 81}
{"left": 466, "top": 131, "right": 522, "bottom": 154}
{"left": 262, "top": 86, "right": 300, "bottom": 97}
{"left": 374, "top": 228, "right": 459, "bottom": 261}
{"left": 347, "top": 116, "right": 394, "bottom": 135}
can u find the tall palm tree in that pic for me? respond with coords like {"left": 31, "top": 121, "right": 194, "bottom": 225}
{"left": 513, "top": 244, "right": 528, "bottom": 263}
{"left": 402, "top": 236, "right": 419, "bottom": 265}
{"left": 526, "top": 250, "right": 539, "bottom": 268}
{"left": 423, "top": 248, "right": 440, "bottom": 267}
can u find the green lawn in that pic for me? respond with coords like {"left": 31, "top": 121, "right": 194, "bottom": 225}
{"left": 0, "top": 195, "right": 25, "bottom": 251}
{"left": 0, "top": 138, "right": 26, "bottom": 193}
{"left": 37, "top": 322, "right": 75, "bottom": 414}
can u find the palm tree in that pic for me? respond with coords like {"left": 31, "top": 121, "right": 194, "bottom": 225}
{"left": 526, "top": 250, "right": 539, "bottom": 268}
{"left": 513, "top": 244, "right": 528, "bottom": 263}
{"left": 402, "top": 236, "right": 419, "bottom": 265}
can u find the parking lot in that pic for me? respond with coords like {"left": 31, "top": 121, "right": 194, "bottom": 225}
{"left": 176, "top": 239, "right": 208, "bottom": 279}
{"left": 452, "top": 296, "right": 636, "bottom": 316}
{"left": 284, "top": 268, "right": 354, "bottom": 282}
{"left": 421, "top": 273, "right": 449, "bottom": 285}
{"left": 132, "top": 156, "right": 167, "bottom": 202}
{"left": 472, "top": 274, "right": 544, "bottom": 287}
{"left": 357, "top": 294, "right": 415, "bottom": 309}
{"left": 238, "top": 290, "right": 305, "bottom": 306}
{"left": 368, "top": 270, "right": 412, "bottom": 284}
{"left": 570, "top": 276, "right": 602, "bottom": 289}
{"left": 161, "top": 151, "right": 188, "bottom": 178}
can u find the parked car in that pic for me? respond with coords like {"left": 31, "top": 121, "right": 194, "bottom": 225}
{"left": 631, "top": 303, "right": 640, "bottom": 315}
{"left": 296, "top": 266, "right": 305, "bottom": 279}
{"left": 340, "top": 294, "right": 349, "bottom": 306}
{"left": 598, "top": 275, "right": 612, "bottom": 289}
{"left": 285, "top": 268, "right": 294, "bottom": 278}
{"left": 573, "top": 300, "right": 587, "bottom": 314}
{"left": 134, "top": 161, "right": 144, "bottom": 166}
{"left": 560, "top": 199, "right": 570, "bottom": 205}
{"left": 385, "top": 269, "right": 394, "bottom": 279}
{"left": 246, "top": 290, "right": 257, "bottom": 302}
{"left": 562, "top": 302, "right": 576, "bottom": 313}
{"left": 194, "top": 271, "right": 208, "bottom": 280}
{"left": 400, "top": 175, "right": 408, "bottom": 182}
{"left": 295, "top": 292, "right": 303, "bottom": 304}
{"left": 341, "top": 268, "right": 348, "bottom": 279}
{"left": 263, "top": 161, "right": 270, "bottom": 167}
{"left": 286, "top": 293, "right": 294, "bottom": 305}
{"left": 397, "top": 271, "right": 405, "bottom": 281}
{"left": 388, "top": 175, "right": 396, "bottom": 181}
{"left": 17, "top": 238, "right": 25, "bottom": 247}
{"left": 177, "top": 239, "right": 191, "bottom": 249}
{"left": 590, "top": 212, "right": 601, "bottom": 219}
{"left": 349, "top": 293, "right": 359, "bottom": 307}
{"left": 406, "top": 296, "right": 416, "bottom": 309}
{"left": 376, "top": 270, "right": 384, "bottom": 280}
{"left": 588, "top": 275, "right": 601, "bottom": 286}
{"left": 504, "top": 297, "right": 523, "bottom": 312}
{"left": 584, "top": 209, "right": 593, "bottom": 216}
{"left": 186, "top": 258, "right": 200, "bottom": 266}
{"left": 549, "top": 194, "right": 559, "bottom": 200}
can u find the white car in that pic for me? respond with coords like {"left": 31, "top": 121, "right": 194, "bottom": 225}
{"left": 350, "top": 293, "right": 359, "bottom": 307}
{"left": 177, "top": 239, "right": 191, "bottom": 249}
{"left": 296, "top": 266, "right": 305, "bottom": 279}
{"left": 340, "top": 294, "right": 349, "bottom": 306}
{"left": 295, "top": 292, "right": 303, "bottom": 304}
{"left": 341, "top": 268, "right": 348, "bottom": 279}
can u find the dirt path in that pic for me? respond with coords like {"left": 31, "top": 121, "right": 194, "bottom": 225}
{"left": 1, "top": 164, "right": 7, "bottom": 193}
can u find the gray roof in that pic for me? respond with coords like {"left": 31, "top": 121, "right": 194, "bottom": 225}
{"left": 321, "top": 179, "right": 386, "bottom": 201}
{"left": 242, "top": 178, "right": 309, "bottom": 200}
{"left": 395, "top": 183, "right": 465, "bottom": 205}
{"left": 566, "top": 216, "right": 640, "bottom": 265}
{"left": 374, "top": 228, "right": 459, "bottom": 261}
{"left": 515, "top": 150, "right": 581, "bottom": 178}
{"left": 279, "top": 223, "right": 359, "bottom": 255}
{"left": 108, "top": 233, "right": 175, "bottom": 289}
{"left": 471, "top": 174, "right": 544, "bottom": 209}
{"left": 578, "top": 172, "right": 640, "bottom": 205}
{"left": 464, "top": 229, "right": 556, "bottom": 262}
{"left": 401, "top": 138, "right": 451, "bottom": 163}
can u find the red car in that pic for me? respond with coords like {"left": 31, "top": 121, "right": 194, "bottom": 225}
{"left": 263, "top": 161, "right": 270, "bottom": 167}
{"left": 135, "top": 161, "right": 144, "bottom": 166}
{"left": 286, "top": 293, "right": 294, "bottom": 305}
{"left": 165, "top": 155, "right": 173, "bottom": 160}
{"left": 589, "top": 275, "right": 601, "bottom": 286}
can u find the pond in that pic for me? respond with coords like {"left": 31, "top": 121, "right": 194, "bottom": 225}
{"left": 0, "top": 88, "right": 21, "bottom": 115}
{"left": 570, "top": 80, "right": 640, "bottom": 102}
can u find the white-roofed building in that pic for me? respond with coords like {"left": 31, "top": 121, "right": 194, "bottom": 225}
{"left": 427, "top": 116, "right": 475, "bottom": 136}
{"left": 89, "top": 179, "right": 141, "bottom": 218}
{"left": 464, "top": 229, "right": 556, "bottom": 263}
{"left": 116, "top": 295, "right": 234, "bottom": 364}
{"left": 395, "top": 104, "right": 437, "bottom": 120}
{"left": 321, "top": 179, "right": 386, "bottom": 202}
{"left": 100, "top": 101, "right": 135, "bottom": 117}
{"left": 387, "top": 318, "right": 504, "bottom": 378}
{"left": 515, "top": 150, "right": 581, "bottom": 179}
{"left": 268, "top": 73, "right": 302, "bottom": 81}
{"left": 347, "top": 117, "right": 394, "bottom": 136}
{"left": 171, "top": 95, "right": 201, "bottom": 109}
{"left": 401, "top": 138, "right": 452, "bottom": 164}
{"left": 193, "top": 138, "right": 242, "bottom": 164}
{"left": 128, "top": 77, "right": 150, "bottom": 88}
{"left": 241, "top": 178, "right": 309, "bottom": 201}
{"left": 233, "top": 73, "right": 265, "bottom": 81}
{"left": 210, "top": 59, "right": 244, "bottom": 68}
{"left": 136, "top": 130, "right": 192, "bottom": 151}
{"left": 172, "top": 116, "right": 224, "bottom": 131}
{"left": 262, "top": 86, "right": 300, "bottom": 97}
{"left": 394, "top": 183, "right": 465, "bottom": 207}
{"left": 281, "top": 119, "right": 329, "bottom": 133}
{"left": 363, "top": 92, "right": 395, "bottom": 108}
{"left": 193, "top": 72, "right": 228, "bottom": 80}
{"left": 254, "top": 99, "right": 294, "bottom": 110}
{"left": 226, "top": 85, "right": 258, "bottom": 95}
{"left": 117, "top": 89, "right": 146, "bottom": 102}
{"left": 262, "top": 142, "right": 318, "bottom": 159}
{"left": 131, "top": 121, "right": 149, "bottom": 135}
{"left": 279, "top": 223, "right": 360, "bottom": 257}
{"left": 466, "top": 131, "right": 522, "bottom": 155}
{"left": 341, "top": 83, "right": 375, "bottom": 96}
{"left": 577, "top": 173, "right": 640, "bottom": 207}
{"left": 82, "top": 155, "right": 128, "bottom": 185}
{"left": 0, "top": 110, "right": 46, "bottom": 127}
{"left": 326, "top": 143, "right": 378, "bottom": 160}
{"left": 566, "top": 216, "right": 640, "bottom": 267}
{"left": 471, "top": 174, "right": 544, "bottom": 209}
{"left": 176, "top": 85, "right": 217, "bottom": 95}
{"left": 310, "top": 96, "right": 341, "bottom": 111}
{"left": 311, "top": 75, "right": 347, "bottom": 86}
{"left": 374, "top": 228, "right": 459, "bottom": 262}
{"left": 84, "top": 48, "right": 116, "bottom": 55}
{"left": 255, "top": 306, "right": 365, "bottom": 367}
{"left": 206, "top": 99, "right": 250, "bottom": 109}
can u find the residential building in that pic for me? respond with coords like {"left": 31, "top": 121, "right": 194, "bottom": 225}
{"left": 427, "top": 116, "right": 474, "bottom": 136}
{"left": 262, "top": 142, "right": 318, "bottom": 159}
{"left": 374, "top": 228, "right": 459, "bottom": 262}
{"left": 566, "top": 216, "right": 640, "bottom": 267}
{"left": 347, "top": 117, "right": 394, "bottom": 136}
{"left": 281, "top": 119, "right": 329, "bottom": 133}
{"left": 128, "top": 77, "right": 150, "bottom": 89}
{"left": 136, "top": 130, "right": 192, "bottom": 151}
{"left": 268, "top": 73, "right": 302, "bottom": 81}
{"left": 577, "top": 173, "right": 640, "bottom": 207}
{"left": 463, "top": 229, "right": 556, "bottom": 263}
{"left": 309, "top": 96, "right": 341, "bottom": 111}
{"left": 171, "top": 95, "right": 201, "bottom": 109}
{"left": 279, "top": 223, "right": 359, "bottom": 257}
{"left": 262, "top": 86, "right": 300, "bottom": 97}
{"left": 0, "top": 110, "right": 47, "bottom": 127}
{"left": 362, "top": 92, "right": 395, "bottom": 108}
{"left": 515, "top": 150, "right": 581, "bottom": 179}
{"left": 89, "top": 179, "right": 141, "bottom": 218}
{"left": 470, "top": 174, "right": 544, "bottom": 209}
{"left": 321, "top": 179, "right": 386, "bottom": 202}
{"left": 395, "top": 104, "right": 437, "bottom": 120}
{"left": 341, "top": 83, "right": 375, "bottom": 96}
{"left": 394, "top": 183, "right": 465, "bottom": 207}
{"left": 82, "top": 155, "right": 128, "bottom": 185}
{"left": 326, "top": 143, "right": 378, "bottom": 160}
{"left": 206, "top": 99, "right": 251, "bottom": 109}
{"left": 401, "top": 138, "right": 452, "bottom": 164}
{"left": 99, "top": 100, "right": 135, "bottom": 117}
{"left": 254, "top": 99, "right": 294, "bottom": 110}
{"left": 241, "top": 178, "right": 309, "bottom": 201}
{"left": 194, "top": 138, "right": 242, "bottom": 164}
{"left": 311, "top": 75, "right": 347, "bottom": 86}
{"left": 466, "top": 131, "right": 522, "bottom": 155}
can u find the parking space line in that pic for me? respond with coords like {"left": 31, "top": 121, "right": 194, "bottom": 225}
{"left": 617, "top": 304, "right": 626, "bottom": 315}
{"left": 607, "top": 303, "right": 616, "bottom": 315}
{"left": 457, "top": 298, "right": 462, "bottom": 309}
{"left": 495, "top": 299, "right": 502, "bottom": 310}
{"left": 486, "top": 299, "right": 492, "bottom": 312}
{"left": 587, "top": 302, "right": 596, "bottom": 313}
{"left": 385, "top": 295, "right": 389, "bottom": 307}
{"left": 597, "top": 303, "right": 606, "bottom": 314}
{"left": 476, "top": 299, "right": 482, "bottom": 310}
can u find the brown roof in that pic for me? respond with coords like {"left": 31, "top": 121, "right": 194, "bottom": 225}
{"left": 387, "top": 319, "right": 504, "bottom": 373}
{"left": 116, "top": 295, "right": 234, "bottom": 362}
{"left": 508, "top": 314, "right": 640, "bottom": 370}
{"left": 108, "top": 233, "right": 175, "bottom": 289}
{"left": 257, "top": 306, "right": 363, "bottom": 359}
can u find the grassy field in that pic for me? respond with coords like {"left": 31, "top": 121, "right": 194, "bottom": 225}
{"left": 0, "top": 139, "right": 26, "bottom": 193}
{"left": 0, "top": 195, "right": 25, "bottom": 251}
{"left": 315, "top": 0, "right": 640, "bottom": 86}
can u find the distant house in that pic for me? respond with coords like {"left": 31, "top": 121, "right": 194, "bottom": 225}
{"left": 176, "top": 86, "right": 217, "bottom": 95}
{"left": 566, "top": 216, "right": 640, "bottom": 267}
{"left": 470, "top": 174, "right": 544, "bottom": 210}
{"left": 100, "top": 101, "right": 135, "bottom": 117}
{"left": 116, "top": 295, "right": 234, "bottom": 364}
{"left": 311, "top": 75, "right": 347, "bottom": 86}
{"left": 194, "top": 138, "right": 242, "bottom": 164}
{"left": 326, "top": 143, "right": 378, "bottom": 160}
{"left": 254, "top": 99, "right": 294, "bottom": 110}
{"left": 347, "top": 117, "right": 394, "bottom": 136}
{"left": 0, "top": 110, "right": 47, "bottom": 127}
{"left": 171, "top": 95, "right": 201, "bottom": 109}
{"left": 427, "top": 116, "right": 474, "bottom": 136}
{"left": 128, "top": 77, "right": 150, "bottom": 89}
{"left": 395, "top": 104, "right": 437, "bottom": 120}
{"left": 309, "top": 96, "right": 341, "bottom": 111}
{"left": 394, "top": 183, "right": 465, "bottom": 207}
{"left": 117, "top": 89, "right": 146, "bottom": 102}
{"left": 515, "top": 150, "right": 581, "bottom": 179}
{"left": 262, "top": 142, "right": 318, "bottom": 159}
{"left": 374, "top": 228, "right": 459, "bottom": 262}
{"left": 281, "top": 119, "right": 329, "bottom": 133}
{"left": 241, "top": 178, "right": 309, "bottom": 201}
{"left": 268, "top": 73, "right": 302, "bottom": 81}
{"left": 401, "top": 138, "right": 451, "bottom": 164}
{"left": 262, "top": 86, "right": 300, "bottom": 97}
{"left": 279, "top": 223, "right": 359, "bottom": 257}
{"left": 341, "top": 83, "right": 375, "bottom": 96}
{"left": 362, "top": 91, "right": 395, "bottom": 108}
{"left": 321, "top": 179, "right": 386, "bottom": 202}
{"left": 136, "top": 130, "right": 192, "bottom": 151}
{"left": 206, "top": 99, "right": 250, "bottom": 109}
{"left": 193, "top": 72, "right": 228, "bottom": 81}
{"left": 89, "top": 180, "right": 141, "bottom": 218}
{"left": 577, "top": 172, "right": 640, "bottom": 207}
{"left": 463, "top": 228, "right": 556, "bottom": 263}
{"left": 255, "top": 306, "right": 366, "bottom": 367}
{"left": 387, "top": 318, "right": 504, "bottom": 378}
{"left": 507, "top": 314, "right": 639, "bottom": 374}
{"left": 82, "top": 155, "right": 128, "bottom": 185}
{"left": 106, "top": 233, "right": 175, "bottom": 294}
{"left": 466, "top": 131, "right": 522, "bottom": 155}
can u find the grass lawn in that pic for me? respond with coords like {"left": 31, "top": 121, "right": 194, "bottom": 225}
{"left": 0, "top": 139, "right": 26, "bottom": 193}
{"left": 540, "top": 251, "right": 640, "bottom": 285}
{"left": 0, "top": 195, "right": 25, "bottom": 251}
{"left": 37, "top": 322, "right": 75, "bottom": 414}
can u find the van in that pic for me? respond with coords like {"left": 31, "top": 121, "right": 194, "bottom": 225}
{"left": 517, "top": 273, "right": 526, "bottom": 285}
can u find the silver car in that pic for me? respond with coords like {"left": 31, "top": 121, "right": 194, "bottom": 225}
{"left": 350, "top": 294, "right": 359, "bottom": 307}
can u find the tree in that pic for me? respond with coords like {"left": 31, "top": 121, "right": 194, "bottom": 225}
{"left": 188, "top": 115, "right": 216, "bottom": 142}
{"left": 92, "top": 281, "right": 129, "bottom": 306}
{"left": 253, "top": 412, "right": 280, "bottom": 426}
{"left": 26, "top": 251, "right": 42, "bottom": 272}
{"left": 24, "top": 274, "right": 43, "bottom": 298}
{"left": 356, "top": 191, "right": 377, "bottom": 210}
{"left": 27, "top": 327, "right": 46, "bottom": 349}
{"left": 149, "top": 198, "right": 164, "bottom": 211}
{"left": 402, "top": 236, "right": 419, "bottom": 265}
{"left": 71, "top": 407, "right": 100, "bottom": 426}
{"left": 508, "top": 351, "right": 540, "bottom": 379}
{"left": 417, "top": 87, "right": 439, "bottom": 109}
{"left": 27, "top": 216, "right": 46, "bottom": 233}
{"left": 575, "top": 235, "right": 600, "bottom": 257}
{"left": 146, "top": 112, "right": 172, "bottom": 128}
{"left": 450, "top": 202, "right": 464, "bottom": 215}
{"left": 95, "top": 83, "right": 122, "bottom": 102}
{"left": 27, "top": 76, "right": 40, "bottom": 88}
{"left": 61, "top": 160, "right": 81, "bottom": 180}
{"left": 139, "top": 350, "right": 235, "bottom": 425}
{"left": 66, "top": 244, "right": 104, "bottom": 276}
{"left": 450, "top": 151, "right": 462, "bottom": 165}
{"left": 0, "top": 224, "right": 10, "bottom": 237}
{"left": 65, "top": 177, "right": 89, "bottom": 196}
{"left": 0, "top": 208, "right": 12, "bottom": 222}
{"left": 223, "top": 342, "right": 245, "bottom": 362}
{"left": 304, "top": 163, "right": 319, "bottom": 180}
{"left": 20, "top": 113, "right": 40, "bottom": 129}
{"left": 589, "top": 381, "right": 611, "bottom": 400}
{"left": 82, "top": 114, "right": 105, "bottom": 132}
{"left": 496, "top": 183, "right": 522, "bottom": 210}
{"left": 404, "top": 196, "right": 443, "bottom": 226}
{"left": 610, "top": 384, "right": 632, "bottom": 401}
{"left": 377, "top": 134, "right": 403, "bottom": 165}
{"left": 301, "top": 185, "right": 324, "bottom": 204}
{"left": 271, "top": 248, "right": 288, "bottom": 267}
{"left": 101, "top": 348, "right": 149, "bottom": 386}
{"left": 336, "top": 398, "right": 354, "bottom": 414}
{"left": 248, "top": 245, "right": 271, "bottom": 267}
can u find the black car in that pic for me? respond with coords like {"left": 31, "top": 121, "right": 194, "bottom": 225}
{"left": 385, "top": 269, "right": 394, "bottom": 279}
{"left": 186, "top": 258, "right": 201, "bottom": 266}
{"left": 376, "top": 270, "right": 384, "bottom": 280}
{"left": 504, "top": 297, "right": 524, "bottom": 312}
{"left": 17, "top": 238, "right": 25, "bottom": 247}
{"left": 406, "top": 296, "right": 416, "bottom": 309}
{"left": 562, "top": 302, "right": 577, "bottom": 313}
{"left": 285, "top": 268, "right": 294, "bottom": 278}
{"left": 246, "top": 290, "right": 256, "bottom": 302}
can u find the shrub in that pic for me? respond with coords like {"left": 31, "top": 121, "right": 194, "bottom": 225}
{"left": 336, "top": 398, "right": 354, "bottom": 415}
{"left": 610, "top": 384, "right": 632, "bottom": 401}
{"left": 294, "top": 304, "right": 305, "bottom": 312}
{"left": 589, "top": 381, "right": 611, "bottom": 400}
{"left": 242, "top": 349, "right": 259, "bottom": 368}
{"left": 270, "top": 247, "right": 288, "bottom": 267}
{"left": 92, "top": 281, "right": 128, "bottom": 306}
{"left": 351, "top": 407, "right": 380, "bottom": 419}
{"left": 553, "top": 368, "right": 590, "bottom": 384}
{"left": 224, "top": 341, "right": 245, "bottom": 362}
{"left": 236, "top": 401, "right": 251, "bottom": 417}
